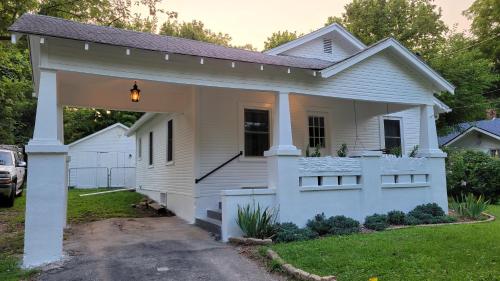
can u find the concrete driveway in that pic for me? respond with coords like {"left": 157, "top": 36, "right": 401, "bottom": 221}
{"left": 38, "top": 217, "right": 280, "bottom": 281}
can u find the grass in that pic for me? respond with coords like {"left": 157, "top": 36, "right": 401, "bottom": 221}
{"left": 271, "top": 205, "right": 500, "bottom": 281}
{"left": 0, "top": 188, "right": 149, "bottom": 281}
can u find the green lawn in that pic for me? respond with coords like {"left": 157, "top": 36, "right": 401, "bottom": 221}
{"left": 271, "top": 205, "right": 500, "bottom": 281}
{"left": 0, "top": 188, "right": 148, "bottom": 281}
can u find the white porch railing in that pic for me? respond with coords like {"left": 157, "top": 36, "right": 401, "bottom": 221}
{"left": 220, "top": 152, "right": 447, "bottom": 241}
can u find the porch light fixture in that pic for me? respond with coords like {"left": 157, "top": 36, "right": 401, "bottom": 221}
{"left": 130, "top": 81, "right": 141, "bottom": 102}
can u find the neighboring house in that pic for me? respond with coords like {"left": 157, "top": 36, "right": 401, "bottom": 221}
{"left": 68, "top": 123, "right": 136, "bottom": 188}
{"left": 10, "top": 14, "right": 454, "bottom": 267}
{"left": 439, "top": 118, "right": 500, "bottom": 157}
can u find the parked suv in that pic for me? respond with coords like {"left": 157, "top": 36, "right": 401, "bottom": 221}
{"left": 0, "top": 148, "right": 26, "bottom": 207}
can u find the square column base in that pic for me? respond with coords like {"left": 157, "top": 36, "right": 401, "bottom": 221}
{"left": 23, "top": 145, "right": 68, "bottom": 268}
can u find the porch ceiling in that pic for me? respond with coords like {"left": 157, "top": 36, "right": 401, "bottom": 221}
{"left": 57, "top": 71, "right": 194, "bottom": 113}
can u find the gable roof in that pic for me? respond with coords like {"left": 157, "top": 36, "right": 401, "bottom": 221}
{"left": 439, "top": 119, "right": 500, "bottom": 146}
{"left": 9, "top": 13, "right": 333, "bottom": 70}
{"left": 320, "top": 38, "right": 455, "bottom": 94}
{"left": 126, "top": 113, "right": 157, "bottom": 137}
{"left": 68, "top": 123, "right": 130, "bottom": 147}
{"left": 264, "top": 23, "right": 366, "bottom": 55}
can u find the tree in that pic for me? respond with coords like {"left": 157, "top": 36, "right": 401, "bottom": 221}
{"left": 159, "top": 19, "right": 232, "bottom": 46}
{"left": 326, "top": 0, "right": 448, "bottom": 58}
{"left": 263, "top": 30, "right": 301, "bottom": 51}
{"left": 430, "top": 33, "right": 499, "bottom": 131}
{"left": 464, "top": 0, "right": 500, "bottom": 67}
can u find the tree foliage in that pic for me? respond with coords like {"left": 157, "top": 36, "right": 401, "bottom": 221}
{"left": 263, "top": 30, "right": 301, "bottom": 51}
{"left": 159, "top": 19, "right": 232, "bottom": 46}
{"left": 431, "top": 33, "right": 499, "bottom": 130}
{"left": 326, "top": 0, "right": 448, "bottom": 57}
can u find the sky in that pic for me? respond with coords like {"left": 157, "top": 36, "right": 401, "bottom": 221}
{"left": 149, "top": 0, "right": 475, "bottom": 50}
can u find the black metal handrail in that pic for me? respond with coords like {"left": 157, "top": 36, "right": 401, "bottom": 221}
{"left": 195, "top": 151, "right": 243, "bottom": 184}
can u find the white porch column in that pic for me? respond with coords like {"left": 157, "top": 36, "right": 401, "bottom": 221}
{"left": 264, "top": 92, "right": 301, "bottom": 222}
{"left": 418, "top": 104, "right": 444, "bottom": 156}
{"left": 23, "top": 69, "right": 68, "bottom": 268}
{"left": 417, "top": 104, "right": 448, "bottom": 212}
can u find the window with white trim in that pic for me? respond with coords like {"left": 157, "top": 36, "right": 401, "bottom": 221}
{"left": 138, "top": 137, "right": 142, "bottom": 159}
{"left": 308, "top": 115, "right": 326, "bottom": 148}
{"left": 383, "top": 118, "right": 402, "bottom": 152}
{"left": 167, "top": 119, "right": 173, "bottom": 162}
{"left": 244, "top": 108, "right": 270, "bottom": 157}
{"left": 148, "top": 131, "right": 153, "bottom": 165}
{"left": 490, "top": 149, "right": 500, "bottom": 158}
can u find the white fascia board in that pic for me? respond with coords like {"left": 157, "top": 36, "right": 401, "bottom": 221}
{"left": 264, "top": 23, "right": 366, "bottom": 55}
{"left": 445, "top": 126, "right": 500, "bottom": 146}
{"left": 433, "top": 97, "right": 451, "bottom": 114}
{"left": 126, "top": 112, "right": 157, "bottom": 136}
{"left": 320, "top": 38, "right": 456, "bottom": 94}
{"left": 68, "top": 123, "right": 129, "bottom": 146}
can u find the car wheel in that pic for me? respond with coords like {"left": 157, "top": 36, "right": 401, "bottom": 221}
{"left": 4, "top": 184, "right": 15, "bottom": 207}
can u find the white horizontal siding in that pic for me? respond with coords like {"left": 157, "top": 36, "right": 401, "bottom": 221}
{"left": 282, "top": 33, "right": 357, "bottom": 62}
{"left": 135, "top": 104, "right": 195, "bottom": 221}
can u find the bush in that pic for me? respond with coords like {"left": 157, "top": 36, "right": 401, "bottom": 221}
{"left": 306, "top": 214, "right": 361, "bottom": 236}
{"left": 306, "top": 213, "right": 332, "bottom": 236}
{"left": 329, "top": 215, "right": 360, "bottom": 235}
{"left": 364, "top": 214, "right": 389, "bottom": 231}
{"left": 450, "top": 193, "right": 490, "bottom": 220}
{"left": 236, "top": 204, "right": 277, "bottom": 239}
{"left": 387, "top": 210, "right": 406, "bottom": 225}
{"left": 406, "top": 203, "right": 454, "bottom": 225}
{"left": 273, "top": 223, "right": 318, "bottom": 243}
{"left": 446, "top": 149, "right": 500, "bottom": 203}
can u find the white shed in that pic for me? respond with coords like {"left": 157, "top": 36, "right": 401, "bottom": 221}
{"left": 68, "top": 123, "right": 136, "bottom": 188}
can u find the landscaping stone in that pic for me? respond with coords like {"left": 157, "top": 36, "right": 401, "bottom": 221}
{"left": 229, "top": 237, "right": 273, "bottom": 245}
{"left": 266, "top": 249, "right": 337, "bottom": 281}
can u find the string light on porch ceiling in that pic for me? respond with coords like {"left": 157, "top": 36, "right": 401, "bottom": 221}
{"left": 130, "top": 81, "right": 141, "bottom": 102}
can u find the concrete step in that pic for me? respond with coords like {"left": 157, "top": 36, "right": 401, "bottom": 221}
{"left": 195, "top": 217, "right": 221, "bottom": 238}
{"left": 207, "top": 209, "right": 222, "bottom": 221}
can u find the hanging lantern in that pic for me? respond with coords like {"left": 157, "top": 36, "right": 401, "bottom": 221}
{"left": 130, "top": 81, "right": 140, "bottom": 102}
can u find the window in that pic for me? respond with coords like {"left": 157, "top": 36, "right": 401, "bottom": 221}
{"left": 167, "top": 119, "right": 173, "bottom": 162}
{"left": 323, "top": 38, "right": 333, "bottom": 54}
{"left": 490, "top": 149, "right": 500, "bottom": 158}
{"left": 383, "top": 118, "right": 402, "bottom": 152}
{"left": 244, "top": 108, "right": 270, "bottom": 157}
{"left": 308, "top": 115, "right": 326, "bottom": 148}
{"left": 148, "top": 132, "right": 153, "bottom": 165}
{"left": 138, "top": 137, "right": 142, "bottom": 159}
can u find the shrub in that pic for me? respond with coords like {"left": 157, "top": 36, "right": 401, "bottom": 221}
{"left": 306, "top": 213, "right": 332, "bottom": 236}
{"left": 337, "top": 144, "right": 348, "bottom": 157}
{"left": 409, "top": 203, "right": 445, "bottom": 217}
{"left": 364, "top": 214, "right": 389, "bottom": 231}
{"left": 450, "top": 193, "right": 490, "bottom": 220}
{"left": 406, "top": 203, "right": 454, "bottom": 224}
{"left": 236, "top": 204, "right": 277, "bottom": 239}
{"left": 387, "top": 210, "right": 406, "bottom": 225}
{"left": 329, "top": 215, "right": 360, "bottom": 235}
{"left": 306, "top": 214, "right": 360, "bottom": 236}
{"left": 446, "top": 149, "right": 500, "bottom": 203}
{"left": 273, "top": 223, "right": 318, "bottom": 243}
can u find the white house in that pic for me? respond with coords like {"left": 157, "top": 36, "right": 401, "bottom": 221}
{"left": 10, "top": 14, "right": 454, "bottom": 268}
{"left": 439, "top": 118, "right": 500, "bottom": 157}
{"left": 68, "top": 123, "right": 136, "bottom": 188}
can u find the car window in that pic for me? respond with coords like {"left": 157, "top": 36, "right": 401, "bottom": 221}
{"left": 0, "top": 152, "right": 13, "bottom": 166}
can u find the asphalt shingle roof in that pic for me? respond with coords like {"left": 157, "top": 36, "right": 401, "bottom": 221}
{"left": 9, "top": 14, "right": 335, "bottom": 70}
{"left": 438, "top": 118, "right": 500, "bottom": 145}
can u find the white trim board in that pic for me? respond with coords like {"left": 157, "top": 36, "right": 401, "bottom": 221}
{"left": 264, "top": 23, "right": 366, "bottom": 55}
{"left": 444, "top": 126, "right": 500, "bottom": 146}
{"left": 320, "top": 38, "right": 455, "bottom": 94}
{"left": 68, "top": 122, "right": 129, "bottom": 146}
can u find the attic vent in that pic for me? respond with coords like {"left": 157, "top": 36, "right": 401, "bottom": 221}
{"left": 323, "top": 38, "right": 333, "bottom": 54}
